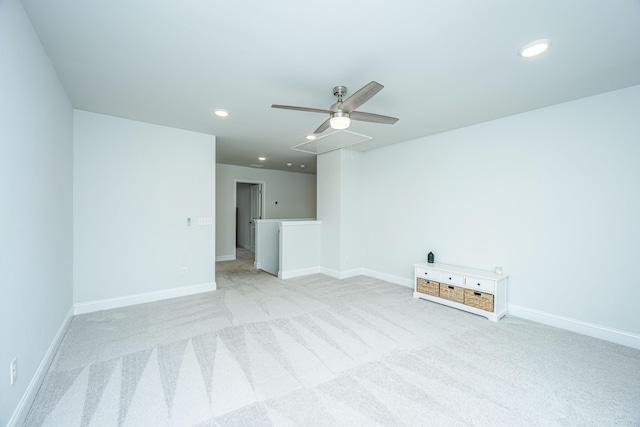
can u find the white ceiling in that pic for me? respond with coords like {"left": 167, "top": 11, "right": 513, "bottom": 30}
{"left": 21, "top": 0, "right": 640, "bottom": 174}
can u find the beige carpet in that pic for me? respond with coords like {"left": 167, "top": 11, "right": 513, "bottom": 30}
{"left": 25, "top": 252, "right": 640, "bottom": 426}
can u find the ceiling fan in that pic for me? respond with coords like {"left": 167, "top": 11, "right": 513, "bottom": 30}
{"left": 271, "top": 81, "right": 399, "bottom": 134}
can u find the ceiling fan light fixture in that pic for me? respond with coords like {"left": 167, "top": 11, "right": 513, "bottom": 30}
{"left": 330, "top": 115, "right": 350, "bottom": 130}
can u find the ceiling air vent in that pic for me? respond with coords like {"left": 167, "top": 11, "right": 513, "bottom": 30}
{"left": 290, "top": 130, "right": 372, "bottom": 155}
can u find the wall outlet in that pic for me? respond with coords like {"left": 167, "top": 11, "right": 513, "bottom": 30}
{"left": 10, "top": 358, "right": 17, "bottom": 386}
{"left": 181, "top": 267, "right": 188, "bottom": 276}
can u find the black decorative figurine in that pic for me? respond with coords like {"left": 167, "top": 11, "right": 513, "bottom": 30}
{"left": 428, "top": 252, "right": 434, "bottom": 263}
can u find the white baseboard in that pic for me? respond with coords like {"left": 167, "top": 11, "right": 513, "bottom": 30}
{"left": 509, "top": 304, "right": 640, "bottom": 350}
{"left": 363, "top": 268, "right": 413, "bottom": 288}
{"left": 318, "top": 267, "right": 364, "bottom": 279}
{"left": 8, "top": 307, "right": 73, "bottom": 427}
{"left": 338, "top": 268, "right": 364, "bottom": 279}
{"left": 316, "top": 266, "right": 412, "bottom": 285}
{"left": 216, "top": 254, "right": 235, "bottom": 262}
{"left": 73, "top": 282, "right": 217, "bottom": 315}
{"left": 279, "top": 267, "right": 321, "bottom": 280}
{"left": 319, "top": 267, "right": 340, "bottom": 279}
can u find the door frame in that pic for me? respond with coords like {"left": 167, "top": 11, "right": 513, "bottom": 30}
{"left": 234, "top": 179, "right": 266, "bottom": 255}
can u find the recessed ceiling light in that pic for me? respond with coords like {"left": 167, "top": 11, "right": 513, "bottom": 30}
{"left": 258, "top": 156, "right": 266, "bottom": 161}
{"left": 286, "top": 163, "right": 292, "bottom": 167}
{"left": 518, "top": 39, "right": 552, "bottom": 58}
{"left": 300, "top": 164, "right": 306, "bottom": 168}
{"left": 214, "top": 110, "right": 229, "bottom": 117}
{"left": 306, "top": 135, "right": 317, "bottom": 140}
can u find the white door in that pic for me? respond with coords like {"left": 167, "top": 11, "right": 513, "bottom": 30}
{"left": 249, "top": 184, "right": 262, "bottom": 253}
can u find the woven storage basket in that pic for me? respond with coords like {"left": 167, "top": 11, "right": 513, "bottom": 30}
{"left": 416, "top": 278, "right": 439, "bottom": 297}
{"left": 464, "top": 289, "right": 494, "bottom": 312}
{"left": 439, "top": 284, "right": 464, "bottom": 304}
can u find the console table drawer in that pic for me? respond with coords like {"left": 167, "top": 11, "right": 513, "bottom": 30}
{"left": 415, "top": 267, "right": 440, "bottom": 281}
{"left": 466, "top": 277, "right": 495, "bottom": 293}
{"left": 439, "top": 283, "right": 464, "bottom": 304}
{"left": 416, "top": 278, "right": 439, "bottom": 297}
{"left": 439, "top": 272, "right": 465, "bottom": 286}
{"left": 464, "top": 290, "right": 494, "bottom": 312}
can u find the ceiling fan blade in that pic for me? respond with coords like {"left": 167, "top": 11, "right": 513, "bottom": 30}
{"left": 350, "top": 111, "right": 399, "bottom": 124}
{"left": 339, "top": 81, "right": 384, "bottom": 113}
{"left": 314, "top": 118, "right": 331, "bottom": 134}
{"left": 271, "top": 104, "right": 331, "bottom": 114}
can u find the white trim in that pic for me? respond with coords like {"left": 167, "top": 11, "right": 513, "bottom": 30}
{"left": 509, "top": 304, "right": 640, "bottom": 350}
{"left": 234, "top": 179, "right": 266, "bottom": 255}
{"left": 279, "top": 266, "right": 321, "bottom": 280}
{"left": 363, "top": 268, "right": 413, "bottom": 288}
{"left": 234, "top": 179, "right": 267, "bottom": 219}
{"left": 280, "top": 220, "right": 322, "bottom": 226}
{"left": 216, "top": 254, "right": 235, "bottom": 262}
{"left": 319, "top": 267, "right": 341, "bottom": 279}
{"left": 319, "top": 267, "right": 364, "bottom": 280}
{"left": 7, "top": 307, "right": 73, "bottom": 427}
{"left": 73, "top": 282, "right": 217, "bottom": 315}
{"left": 337, "top": 268, "right": 364, "bottom": 279}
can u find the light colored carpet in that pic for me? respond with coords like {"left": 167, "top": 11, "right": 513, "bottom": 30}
{"left": 25, "top": 253, "right": 640, "bottom": 426}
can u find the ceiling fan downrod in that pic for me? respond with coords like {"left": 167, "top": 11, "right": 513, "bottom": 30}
{"left": 330, "top": 85, "right": 350, "bottom": 128}
{"left": 333, "top": 85, "right": 347, "bottom": 102}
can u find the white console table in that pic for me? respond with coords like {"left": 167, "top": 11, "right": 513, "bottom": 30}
{"left": 413, "top": 262, "right": 508, "bottom": 321}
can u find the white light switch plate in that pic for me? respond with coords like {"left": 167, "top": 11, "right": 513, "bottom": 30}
{"left": 197, "top": 217, "right": 213, "bottom": 226}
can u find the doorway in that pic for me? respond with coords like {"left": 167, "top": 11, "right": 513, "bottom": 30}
{"left": 235, "top": 180, "right": 265, "bottom": 259}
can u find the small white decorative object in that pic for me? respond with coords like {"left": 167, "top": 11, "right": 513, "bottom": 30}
{"left": 494, "top": 266, "right": 503, "bottom": 275}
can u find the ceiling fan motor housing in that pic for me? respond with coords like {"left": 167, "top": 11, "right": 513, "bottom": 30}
{"left": 333, "top": 85, "right": 347, "bottom": 100}
{"left": 330, "top": 109, "right": 349, "bottom": 119}
{"left": 331, "top": 86, "right": 348, "bottom": 116}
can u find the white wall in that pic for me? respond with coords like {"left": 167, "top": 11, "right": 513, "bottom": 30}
{"left": 279, "top": 221, "right": 322, "bottom": 279}
{"left": 254, "top": 220, "right": 280, "bottom": 274}
{"left": 0, "top": 0, "right": 73, "bottom": 424}
{"left": 317, "top": 150, "right": 363, "bottom": 276}
{"left": 362, "top": 84, "right": 640, "bottom": 335}
{"left": 216, "top": 164, "right": 317, "bottom": 259}
{"left": 74, "top": 111, "right": 216, "bottom": 305}
{"left": 317, "top": 151, "right": 341, "bottom": 272}
{"left": 340, "top": 150, "right": 364, "bottom": 273}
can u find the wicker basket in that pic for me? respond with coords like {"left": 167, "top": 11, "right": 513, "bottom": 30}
{"left": 464, "top": 289, "right": 494, "bottom": 312}
{"left": 439, "top": 284, "right": 464, "bottom": 304}
{"left": 416, "top": 278, "right": 439, "bottom": 297}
